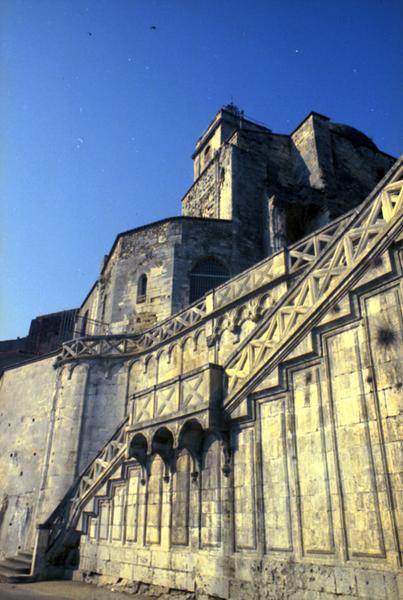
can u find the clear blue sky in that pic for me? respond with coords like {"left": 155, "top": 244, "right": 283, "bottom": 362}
{"left": 1, "top": 0, "right": 402, "bottom": 340}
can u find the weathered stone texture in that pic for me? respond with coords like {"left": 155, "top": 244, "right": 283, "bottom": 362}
{"left": 0, "top": 309, "right": 77, "bottom": 370}
{"left": 72, "top": 107, "right": 394, "bottom": 343}
{"left": 72, "top": 245, "right": 402, "bottom": 599}
{"left": 0, "top": 357, "right": 57, "bottom": 557}
{"left": 0, "top": 108, "right": 400, "bottom": 599}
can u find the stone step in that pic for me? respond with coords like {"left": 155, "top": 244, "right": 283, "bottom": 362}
{"left": 5, "top": 554, "right": 32, "bottom": 566}
{"left": 0, "top": 561, "right": 31, "bottom": 577}
{"left": 0, "top": 570, "right": 34, "bottom": 584}
{"left": 0, "top": 556, "right": 34, "bottom": 583}
{"left": 1, "top": 558, "right": 31, "bottom": 572}
{"left": 17, "top": 550, "right": 33, "bottom": 560}
{"left": 0, "top": 549, "right": 33, "bottom": 583}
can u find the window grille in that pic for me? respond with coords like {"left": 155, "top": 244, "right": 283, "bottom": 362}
{"left": 189, "top": 258, "right": 229, "bottom": 303}
{"left": 137, "top": 274, "right": 147, "bottom": 303}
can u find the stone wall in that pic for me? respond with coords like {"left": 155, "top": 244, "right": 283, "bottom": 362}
{"left": 0, "top": 108, "right": 399, "bottom": 597}
{"left": 74, "top": 239, "right": 402, "bottom": 599}
{"left": 73, "top": 109, "right": 394, "bottom": 345}
{"left": 0, "top": 357, "right": 57, "bottom": 558}
{"left": 0, "top": 356, "right": 130, "bottom": 558}
{"left": 182, "top": 146, "right": 233, "bottom": 220}
{"left": 75, "top": 216, "right": 266, "bottom": 336}
{"left": 183, "top": 111, "right": 395, "bottom": 266}
{"left": 0, "top": 310, "right": 77, "bottom": 371}
{"left": 77, "top": 221, "right": 181, "bottom": 336}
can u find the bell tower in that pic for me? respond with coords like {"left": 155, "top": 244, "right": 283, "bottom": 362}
{"left": 192, "top": 103, "right": 244, "bottom": 180}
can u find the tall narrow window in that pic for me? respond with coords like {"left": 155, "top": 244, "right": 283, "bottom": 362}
{"left": 101, "top": 294, "right": 108, "bottom": 322}
{"left": 80, "top": 310, "right": 89, "bottom": 336}
{"left": 137, "top": 274, "right": 147, "bottom": 303}
{"left": 189, "top": 257, "right": 229, "bottom": 303}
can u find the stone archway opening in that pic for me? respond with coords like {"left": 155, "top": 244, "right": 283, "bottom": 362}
{"left": 151, "top": 427, "right": 174, "bottom": 463}
{"left": 178, "top": 419, "right": 204, "bottom": 460}
{"left": 129, "top": 433, "right": 148, "bottom": 466}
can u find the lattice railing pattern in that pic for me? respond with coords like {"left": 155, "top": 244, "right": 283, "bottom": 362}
{"left": 225, "top": 179, "right": 403, "bottom": 401}
{"left": 287, "top": 215, "right": 351, "bottom": 274}
{"left": 213, "top": 257, "right": 276, "bottom": 308}
{"left": 57, "top": 297, "right": 207, "bottom": 362}
{"left": 56, "top": 193, "right": 386, "bottom": 364}
{"left": 40, "top": 175, "right": 402, "bottom": 564}
{"left": 44, "top": 417, "right": 128, "bottom": 549}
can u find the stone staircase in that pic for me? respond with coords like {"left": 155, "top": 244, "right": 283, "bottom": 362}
{"left": 0, "top": 550, "right": 34, "bottom": 583}
{"left": 26, "top": 162, "right": 403, "bottom": 580}
{"left": 224, "top": 171, "right": 403, "bottom": 411}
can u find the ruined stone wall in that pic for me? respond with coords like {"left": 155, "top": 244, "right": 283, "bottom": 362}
{"left": 0, "top": 310, "right": 77, "bottom": 370}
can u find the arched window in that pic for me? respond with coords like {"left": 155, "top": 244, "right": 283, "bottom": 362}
{"left": 137, "top": 274, "right": 147, "bottom": 303}
{"left": 204, "top": 145, "right": 212, "bottom": 164}
{"left": 189, "top": 257, "right": 229, "bottom": 303}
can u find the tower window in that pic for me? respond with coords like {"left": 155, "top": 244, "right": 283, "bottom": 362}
{"left": 189, "top": 258, "right": 229, "bottom": 303}
{"left": 137, "top": 274, "right": 147, "bottom": 303}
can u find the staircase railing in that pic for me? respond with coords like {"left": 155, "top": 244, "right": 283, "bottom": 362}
{"left": 56, "top": 209, "right": 359, "bottom": 365}
{"left": 225, "top": 173, "right": 403, "bottom": 410}
{"left": 32, "top": 163, "right": 402, "bottom": 576}
{"left": 40, "top": 416, "right": 129, "bottom": 557}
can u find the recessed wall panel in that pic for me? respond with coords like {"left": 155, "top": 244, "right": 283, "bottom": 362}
{"left": 260, "top": 399, "right": 292, "bottom": 552}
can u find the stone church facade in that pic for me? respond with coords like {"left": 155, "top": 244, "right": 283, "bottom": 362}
{"left": 0, "top": 106, "right": 402, "bottom": 599}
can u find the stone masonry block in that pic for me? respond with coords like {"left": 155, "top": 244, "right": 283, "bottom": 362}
{"left": 356, "top": 569, "right": 387, "bottom": 599}
{"left": 334, "top": 566, "right": 357, "bottom": 595}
